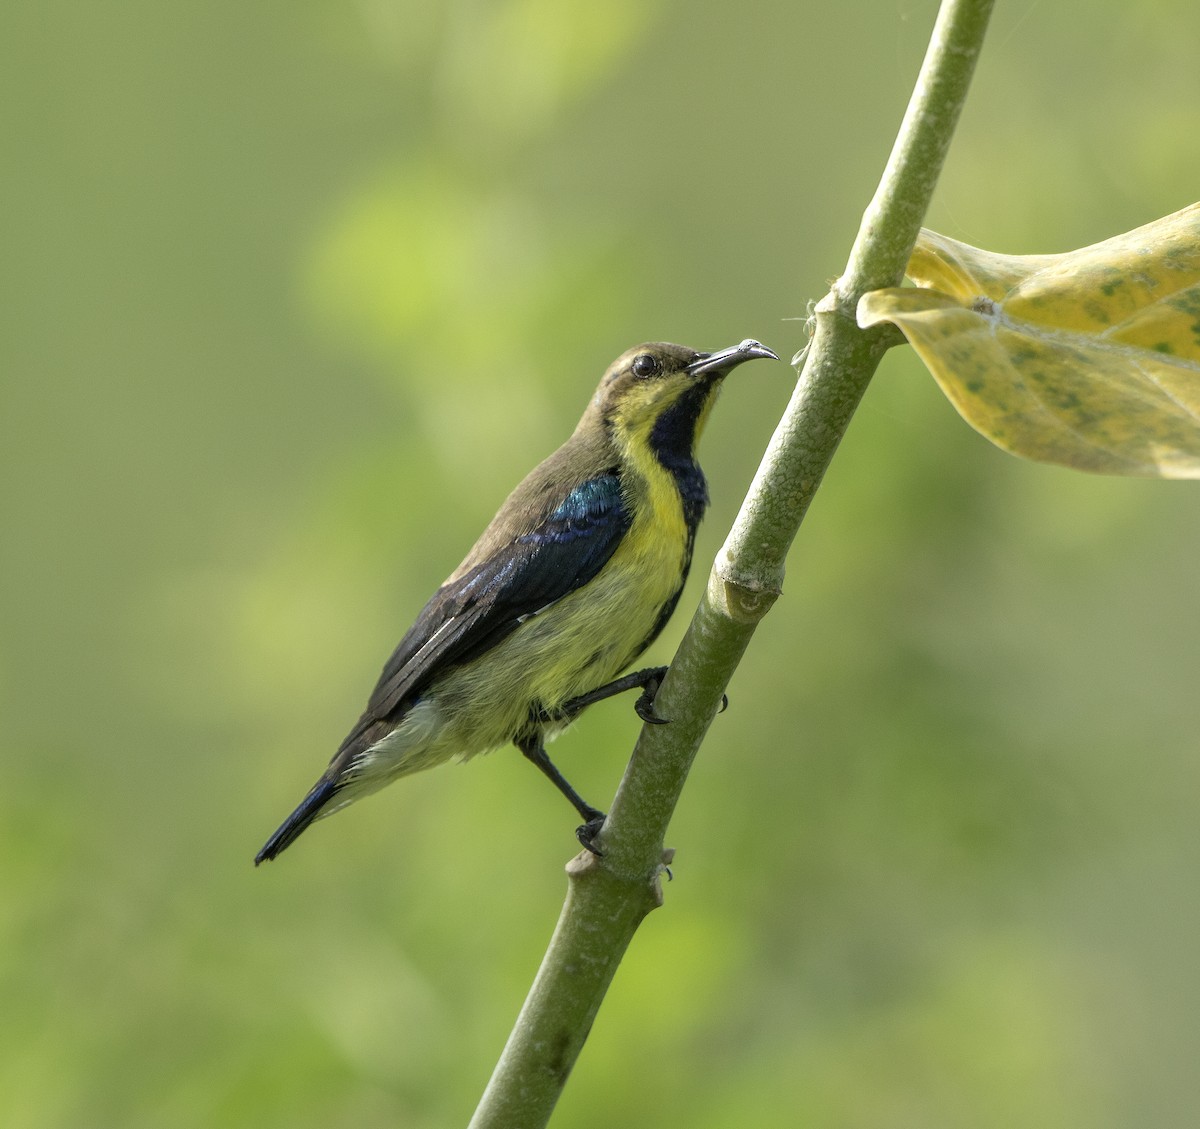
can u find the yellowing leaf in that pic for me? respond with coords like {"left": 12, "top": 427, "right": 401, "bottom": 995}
{"left": 857, "top": 203, "right": 1200, "bottom": 477}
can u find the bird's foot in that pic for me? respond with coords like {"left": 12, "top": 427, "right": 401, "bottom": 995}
{"left": 575, "top": 809, "right": 606, "bottom": 856}
{"left": 634, "top": 675, "right": 670, "bottom": 725}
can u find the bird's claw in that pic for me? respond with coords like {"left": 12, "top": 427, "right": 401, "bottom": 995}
{"left": 634, "top": 678, "right": 670, "bottom": 725}
{"left": 576, "top": 813, "right": 606, "bottom": 856}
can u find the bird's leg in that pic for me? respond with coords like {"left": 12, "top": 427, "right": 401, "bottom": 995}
{"left": 519, "top": 667, "right": 682, "bottom": 854}
{"left": 556, "top": 665, "right": 671, "bottom": 725}
{"left": 515, "top": 731, "right": 606, "bottom": 855}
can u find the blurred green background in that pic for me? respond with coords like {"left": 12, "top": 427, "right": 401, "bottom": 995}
{"left": 4, "top": 2, "right": 1200, "bottom": 1126}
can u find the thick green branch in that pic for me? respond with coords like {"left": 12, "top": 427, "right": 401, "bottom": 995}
{"left": 469, "top": 3, "right": 994, "bottom": 1126}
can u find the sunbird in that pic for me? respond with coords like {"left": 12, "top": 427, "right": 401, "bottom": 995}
{"left": 255, "top": 338, "right": 777, "bottom": 863}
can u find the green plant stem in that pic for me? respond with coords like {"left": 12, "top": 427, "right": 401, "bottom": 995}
{"left": 468, "top": 3, "right": 994, "bottom": 1126}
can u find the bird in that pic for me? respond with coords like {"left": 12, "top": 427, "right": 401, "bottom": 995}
{"left": 255, "top": 338, "right": 778, "bottom": 864}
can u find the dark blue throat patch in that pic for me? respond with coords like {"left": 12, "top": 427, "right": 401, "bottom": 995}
{"left": 647, "top": 382, "right": 711, "bottom": 533}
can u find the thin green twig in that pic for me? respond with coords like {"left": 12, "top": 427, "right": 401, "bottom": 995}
{"left": 468, "top": 3, "right": 995, "bottom": 1126}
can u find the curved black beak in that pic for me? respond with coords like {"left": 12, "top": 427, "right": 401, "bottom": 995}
{"left": 687, "top": 339, "right": 778, "bottom": 377}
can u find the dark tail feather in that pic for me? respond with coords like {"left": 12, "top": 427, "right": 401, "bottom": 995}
{"left": 255, "top": 775, "right": 342, "bottom": 865}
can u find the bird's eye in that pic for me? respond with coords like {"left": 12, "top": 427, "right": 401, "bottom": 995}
{"left": 631, "top": 353, "right": 660, "bottom": 379}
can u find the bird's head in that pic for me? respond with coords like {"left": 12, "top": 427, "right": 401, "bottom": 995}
{"left": 585, "top": 339, "right": 778, "bottom": 460}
